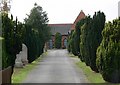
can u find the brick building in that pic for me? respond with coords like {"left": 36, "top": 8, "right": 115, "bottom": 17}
{"left": 47, "top": 10, "right": 85, "bottom": 49}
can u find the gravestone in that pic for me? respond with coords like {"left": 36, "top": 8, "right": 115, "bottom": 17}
{"left": 15, "top": 44, "right": 28, "bottom": 68}
{"left": 44, "top": 43, "right": 47, "bottom": 52}
{"left": 21, "top": 44, "right": 28, "bottom": 65}
{"left": 15, "top": 52, "right": 23, "bottom": 67}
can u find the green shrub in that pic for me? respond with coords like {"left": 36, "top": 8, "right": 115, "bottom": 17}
{"left": 88, "top": 11, "right": 105, "bottom": 72}
{"left": 54, "top": 32, "right": 62, "bottom": 49}
{"left": 23, "top": 4, "right": 51, "bottom": 63}
{"left": 2, "top": 13, "right": 22, "bottom": 71}
{"left": 0, "top": 37, "right": 2, "bottom": 69}
{"left": 1, "top": 37, "right": 9, "bottom": 69}
{"left": 80, "top": 16, "right": 92, "bottom": 63}
{"left": 67, "top": 30, "right": 74, "bottom": 53}
{"left": 67, "top": 30, "right": 78, "bottom": 55}
{"left": 67, "top": 19, "right": 86, "bottom": 57}
{"left": 71, "top": 31, "right": 78, "bottom": 56}
{"left": 96, "top": 18, "right": 120, "bottom": 83}
{"left": 80, "top": 11, "right": 105, "bottom": 72}
{"left": 74, "top": 19, "right": 85, "bottom": 57}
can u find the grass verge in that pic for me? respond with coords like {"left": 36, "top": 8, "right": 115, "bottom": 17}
{"left": 12, "top": 52, "right": 46, "bottom": 83}
{"left": 76, "top": 60, "right": 120, "bottom": 85}
{"left": 76, "top": 61, "right": 105, "bottom": 83}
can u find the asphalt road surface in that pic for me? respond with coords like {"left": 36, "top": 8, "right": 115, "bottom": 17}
{"left": 22, "top": 49, "right": 89, "bottom": 83}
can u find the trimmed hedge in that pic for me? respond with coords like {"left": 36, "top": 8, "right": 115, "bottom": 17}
{"left": 67, "top": 30, "right": 74, "bottom": 53}
{"left": 0, "top": 37, "right": 2, "bottom": 70}
{"left": 96, "top": 18, "right": 120, "bottom": 83}
{"left": 67, "top": 19, "right": 86, "bottom": 56}
{"left": 80, "top": 11, "right": 105, "bottom": 72}
{"left": 1, "top": 37, "right": 9, "bottom": 69}
{"left": 71, "top": 31, "right": 78, "bottom": 56}
{"left": 75, "top": 19, "right": 86, "bottom": 57}
{"left": 80, "top": 16, "right": 92, "bottom": 63}
{"left": 2, "top": 13, "right": 22, "bottom": 71}
{"left": 23, "top": 4, "right": 51, "bottom": 63}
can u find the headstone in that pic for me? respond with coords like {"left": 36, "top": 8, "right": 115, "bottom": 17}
{"left": 44, "top": 43, "right": 47, "bottom": 52}
{"left": 21, "top": 44, "right": 28, "bottom": 65}
{"left": 15, "top": 44, "right": 28, "bottom": 68}
{"left": 15, "top": 52, "right": 23, "bottom": 67}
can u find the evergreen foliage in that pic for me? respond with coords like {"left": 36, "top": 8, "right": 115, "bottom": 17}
{"left": 96, "top": 18, "right": 120, "bottom": 83}
{"left": 88, "top": 11, "right": 105, "bottom": 72}
{"left": 67, "top": 30, "right": 74, "bottom": 53}
{"left": 23, "top": 4, "right": 51, "bottom": 63}
{"left": 68, "top": 11, "right": 105, "bottom": 72}
{"left": 80, "top": 11, "right": 105, "bottom": 72}
{"left": 71, "top": 31, "right": 78, "bottom": 56}
{"left": 2, "top": 13, "right": 23, "bottom": 73}
{"left": 80, "top": 16, "right": 92, "bottom": 63}
{"left": 67, "top": 19, "right": 86, "bottom": 56}
{"left": 54, "top": 32, "right": 62, "bottom": 49}
{"left": 75, "top": 19, "right": 86, "bottom": 57}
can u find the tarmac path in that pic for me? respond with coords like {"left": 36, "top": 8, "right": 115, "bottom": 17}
{"left": 22, "top": 49, "right": 89, "bottom": 83}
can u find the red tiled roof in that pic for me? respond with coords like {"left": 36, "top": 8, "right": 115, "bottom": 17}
{"left": 71, "top": 10, "right": 86, "bottom": 30}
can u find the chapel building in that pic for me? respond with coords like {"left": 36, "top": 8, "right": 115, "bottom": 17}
{"left": 47, "top": 10, "right": 85, "bottom": 49}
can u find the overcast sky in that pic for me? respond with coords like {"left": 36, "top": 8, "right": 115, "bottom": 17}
{"left": 10, "top": 0, "right": 120, "bottom": 24}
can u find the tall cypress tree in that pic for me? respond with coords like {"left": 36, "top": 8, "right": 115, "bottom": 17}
{"left": 96, "top": 18, "right": 120, "bottom": 83}
{"left": 79, "top": 11, "right": 105, "bottom": 72}
{"left": 88, "top": 11, "right": 105, "bottom": 72}
{"left": 2, "top": 13, "right": 22, "bottom": 74}
{"left": 24, "top": 4, "right": 51, "bottom": 63}
{"left": 80, "top": 16, "right": 92, "bottom": 64}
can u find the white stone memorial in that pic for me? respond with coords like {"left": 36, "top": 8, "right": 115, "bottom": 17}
{"left": 21, "top": 44, "right": 28, "bottom": 65}
{"left": 15, "top": 52, "right": 23, "bottom": 67}
{"left": 15, "top": 44, "right": 28, "bottom": 68}
{"left": 44, "top": 43, "right": 47, "bottom": 52}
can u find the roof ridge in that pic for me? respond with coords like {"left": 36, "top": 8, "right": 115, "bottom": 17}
{"left": 73, "top": 10, "right": 85, "bottom": 24}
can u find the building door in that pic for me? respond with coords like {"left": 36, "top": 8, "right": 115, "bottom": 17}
{"left": 64, "top": 38, "right": 67, "bottom": 48}
{"left": 49, "top": 39, "right": 53, "bottom": 49}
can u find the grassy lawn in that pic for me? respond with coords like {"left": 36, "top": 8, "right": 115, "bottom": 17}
{"left": 68, "top": 53, "right": 120, "bottom": 84}
{"left": 69, "top": 53, "right": 105, "bottom": 83}
{"left": 12, "top": 52, "right": 47, "bottom": 83}
{"left": 76, "top": 61, "right": 105, "bottom": 83}
{"left": 76, "top": 59, "right": 120, "bottom": 85}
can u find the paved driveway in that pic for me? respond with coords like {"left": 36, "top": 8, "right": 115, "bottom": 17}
{"left": 22, "top": 49, "right": 89, "bottom": 83}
